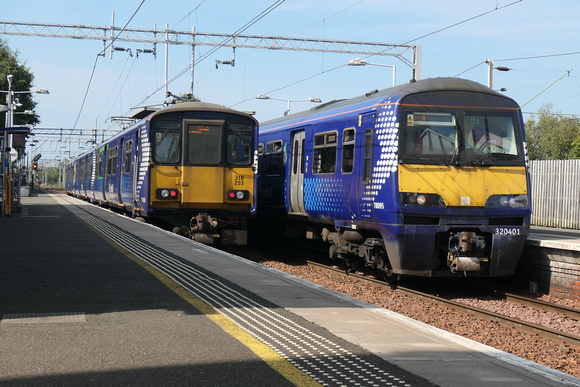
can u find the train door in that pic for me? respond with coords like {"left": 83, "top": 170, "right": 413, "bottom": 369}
{"left": 118, "top": 138, "right": 125, "bottom": 205}
{"left": 132, "top": 132, "right": 141, "bottom": 213}
{"left": 358, "top": 114, "right": 375, "bottom": 221}
{"left": 289, "top": 130, "right": 305, "bottom": 214}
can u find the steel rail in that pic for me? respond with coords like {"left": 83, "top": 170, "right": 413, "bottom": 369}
{"left": 305, "top": 260, "right": 580, "bottom": 347}
{"left": 497, "top": 290, "right": 580, "bottom": 321}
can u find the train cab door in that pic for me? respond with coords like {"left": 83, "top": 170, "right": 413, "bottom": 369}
{"left": 289, "top": 130, "right": 306, "bottom": 214}
{"left": 358, "top": 114, "right": 375, "bottom": 221}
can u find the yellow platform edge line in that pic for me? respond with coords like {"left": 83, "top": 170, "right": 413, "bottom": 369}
{"left": 113, "top": 242, "right": 320, "bottom": 387}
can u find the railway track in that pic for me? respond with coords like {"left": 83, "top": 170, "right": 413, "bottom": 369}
{"left": 494, "top": 289, "right": 580, "bottom": 321}
{"left": 304, "top": 260, "right": 580, "bottom": 347}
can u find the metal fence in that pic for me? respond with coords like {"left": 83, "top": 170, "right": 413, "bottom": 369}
{"left": 529, "top": 159, "right": 580, "bottom": 229}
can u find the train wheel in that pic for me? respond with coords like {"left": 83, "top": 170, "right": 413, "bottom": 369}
{"left": 380, "top": 256, "right": 398, "bottom": 285}
{"left": 382, "top": 269, "right": 398, "bottom": 285}
{"left": 345, "top": 258, "right": 359, "bottom": 274}
{"left": 329, "top": 244, "right": 338, "bottom": 259}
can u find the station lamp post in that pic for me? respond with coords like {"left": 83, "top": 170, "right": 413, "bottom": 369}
{"left": 256, "top": 94, "right": 322, "bottom": 116}
{"left": 1, "top": 74, "right": 49, "bottom": 216}
{"left": 348, "top": 58, "right": 396, "bottom": 87}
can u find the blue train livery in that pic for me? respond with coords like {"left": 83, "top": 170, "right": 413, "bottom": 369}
{"left": 256, "top": 78, "right": 531, "bottom": 280}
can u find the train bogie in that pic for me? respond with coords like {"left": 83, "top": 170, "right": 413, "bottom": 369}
{"left": 257, "top": 78, "right": 531, "bottom": 279}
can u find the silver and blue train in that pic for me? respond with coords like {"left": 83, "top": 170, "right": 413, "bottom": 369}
{"left": 66, "top": 102, "right": 258, "bottom": 244}
{"left": 256, "top": 78, "right": 531, "bottom": 280}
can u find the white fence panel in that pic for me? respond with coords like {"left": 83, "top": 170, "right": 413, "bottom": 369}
{"left": 529, "top": 159, "right": 580, "bottom": 229}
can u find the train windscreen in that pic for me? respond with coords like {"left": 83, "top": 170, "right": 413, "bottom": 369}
{"left": 226, "top": 122, "right": 254, "bottom": 166}
{"left": 400, "top": 109, "right": 524, "bottom": 166}
{"left": 154, "top": 120, "right": 181, "bottom": 163}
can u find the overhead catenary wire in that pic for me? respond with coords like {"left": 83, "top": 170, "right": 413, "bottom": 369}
{"left": 287, "top": 0, "right": 365, "bottom": 37}
{"left": 72, "top": 0, "right": 146, "bottom": 132}
{"left": 40, "top": 1, "right": 525, "bottom": 151}
{"left": 171, "top": 0, "right": 206, "bottom": 30}
{"left": 132, "top": 0, "right": 285, "bottom": 109}
{"left": 230, "top": 1, "right": 523, "bottom": 109}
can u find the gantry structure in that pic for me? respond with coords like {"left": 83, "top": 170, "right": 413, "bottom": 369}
{"left": 0, "top": 19, "right": 421, "bottom": 154}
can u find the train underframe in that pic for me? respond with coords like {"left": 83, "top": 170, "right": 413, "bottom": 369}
{"left": 314, "top": 221, "right": 529, "bottom": 282}
{"left": 149, "top": 208, "right": 250, "bottom": 245}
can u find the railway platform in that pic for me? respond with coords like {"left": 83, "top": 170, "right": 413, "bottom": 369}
{"left": 0, "top": 191, "right": 578, "bottom": 386}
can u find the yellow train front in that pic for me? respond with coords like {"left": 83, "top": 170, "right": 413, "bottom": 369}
{"left": 142, "top": 102, "right": 258, "bottom": 245}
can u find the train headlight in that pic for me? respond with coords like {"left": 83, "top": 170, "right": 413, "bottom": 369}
{"left": 227, "top": 190, "right": 249, "bottom": 201}
{"left": 156, "top": 188, "right": 179, "bottom": 199}
{"left": 416, "top": 194, "right": 426, "bottom": 205}
{"left": 485, "top": 194, "right": 528, "bottom": 208}
{"left": 400, "top": 193, "right": 445, "bottom": 207}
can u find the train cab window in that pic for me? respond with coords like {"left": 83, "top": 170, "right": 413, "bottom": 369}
{"left": 227, "top": 122, "right": 254, "bottom": 166}
{"left": 155, "top": 120, "right": 181, "bottom": 164}
{"left": 403, "top": 112, "right": 456, "bottom": 157}
{"left": 186, "top": 121, "right": 221, "bottom": 165}
{"left": 124, "top": 141, "right": 132, "bottom": 174}
{"left": 342, "top": 128, "right": 355, "bottom": 174}
{"left": 462, "top": 112, "right": 518, "bottom": 156}
{"left": 313, "top": 131, "right": 337, "bottom": 174}
{"left": 264, "top": 140, "right": 283, "bottom": 176}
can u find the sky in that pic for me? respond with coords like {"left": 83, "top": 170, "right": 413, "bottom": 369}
{"left": 1, "top": 0, "right": 580, "bottom": 161}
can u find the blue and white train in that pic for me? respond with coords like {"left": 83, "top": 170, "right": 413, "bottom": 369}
{"left": 256, "top": 78, "right": 531, "bottom": 280}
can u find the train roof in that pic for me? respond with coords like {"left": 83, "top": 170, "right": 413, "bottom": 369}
{"left": 148, "top": 102, "right": 258, "bottom": 123}
{"left": 260, "top": 77, "right": 517, "bottom": 132}
{"left": 72, "top": 102, "right": 258, "bottom": 160}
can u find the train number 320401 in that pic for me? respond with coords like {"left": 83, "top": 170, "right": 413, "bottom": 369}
{"left": 494, "top": 228, "right": 521, "bottom": 236}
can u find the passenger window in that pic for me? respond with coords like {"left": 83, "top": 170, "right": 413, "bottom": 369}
{"left": 342, "top": 128, "right": 355, "bottom": 174}
{"left": 313, "top": 131, "right": 337, "bottom": 174}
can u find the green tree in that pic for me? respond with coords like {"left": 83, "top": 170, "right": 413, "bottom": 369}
{"left": 571, "top": 137, "right": 580, "bottom": 158}
{"left": 525, "top": 104, "right": 580, "bottom": 160}
{"left": 0, "top": 39, "right": 40, "bottom": 128}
